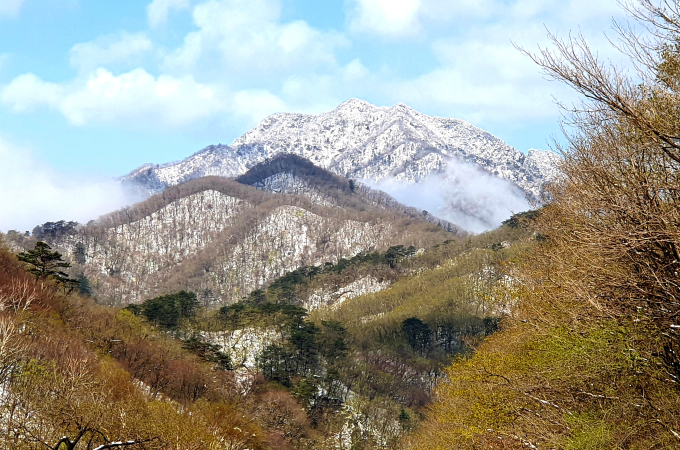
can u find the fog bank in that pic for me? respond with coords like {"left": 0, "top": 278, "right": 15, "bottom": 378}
{"left": 0, "top": 138, "right": 142, "bottom": 233}
{"left": 366, "top": 159, "right": 532, "bottom": 233}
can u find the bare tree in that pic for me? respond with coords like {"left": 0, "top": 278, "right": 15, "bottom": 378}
{"left": 517, "top": 0, "right": 680, "bottom": 372}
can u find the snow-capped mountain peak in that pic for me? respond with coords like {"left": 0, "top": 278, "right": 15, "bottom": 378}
{"left": 121, "top": 99, "right": 560, "bottom": 230}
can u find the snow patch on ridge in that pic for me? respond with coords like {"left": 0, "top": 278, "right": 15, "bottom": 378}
{"left": 202, "top": 328, "right": 281, "bottom": 370}
{"left": 305, "top": 276, "right": 392, "bottom": 311}
{"left": 253, "top": 172, "right": 336, "bottom": 207}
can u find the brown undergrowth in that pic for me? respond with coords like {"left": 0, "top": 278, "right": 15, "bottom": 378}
{"left": 0, "top": 242, "right": 340, "bottom": 449}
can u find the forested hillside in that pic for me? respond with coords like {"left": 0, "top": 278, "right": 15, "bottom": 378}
{"left": 0, "top": 208, "right": 529, "bottom": 449}
{"left": 6, "top": 162, "right": 459, "bottom": 306}
{"left": 9, "top": 1, "right": 680, "bottom": 446}
{"left": 0, "top": 244, "right": 273, "bottom": 449}
{"left": 11, "top": 0, "right": 680, "bottom": 447}
{"left": 409, "top": 1, "right": 680, "bottom": 448}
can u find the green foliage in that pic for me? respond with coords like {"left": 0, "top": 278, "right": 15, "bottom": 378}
{"left": 173, "top": 220, "right": 532, "bottom": 445}
{"left": 258, "top": 344, "right": 294, "bottom": 386}
{"left": 268, "top": 265, "right": 321, "bottom": 303}
{"left": 293, "top": 377, "right": 320, "bottom": 407}
{"left": 74, "top": 242, "right": 86, "bottom": 264}
{"left": 318, "top": 320, "right": 349, "bottom": 361}
{"left": 490, "top": 242, "right": 504, "bottom": 251}
{"left": 182, "top": 335, "right": 232, "bottom": 370}
{"left": 402, "top": 317, "right": 431, "bottom": 356}
{"left": 31, "top": 220, "right": 78, "bottom": 241}
{"left": 218, "top": 295, "right": 308, "bottom": 329}
{"left": 257, "top": 317, "right": 349, "bottom": 387}
{"left": 76, "top": 274, "right": 92, "bottom": 297}
{"left": 256, "top": 316, "right": 350, "bottom": 407}
{"left": 561, "top": 413, "right": 615, "bottom": 450}
{"left": 215, "top": 246, "right": 423, "bottom": 330}
{"left": 501, "top": 209, "right": 539, "bottom": 228}
{"left": 398, "top": 408, "right": 411, "bottom": 431}
{"left": 126, "top": 290, "right": 200, "bottom": 329}
{"left": 259, "top": 248, "right": 415, "bottom": 304}
{"left": 384, "top": 245, "right": 416, "bottom": 268}
{"left": 17, "top": 241, "right": 74, "bottom": 286}
{"left": 288, "top": 319, "right": 321, "bottom": 376}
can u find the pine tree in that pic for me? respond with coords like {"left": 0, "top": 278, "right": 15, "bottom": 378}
{"left": 402, "top": 317, "right": 431, "bottom": 355}
{"left": 17, "top": 241, "right": 73, "bottom": 285}
{"left": 77, "top": 274, "right": 92, "bottom": 296}
{"left": 74, "top": 242, "right": 86, "bottom": 264}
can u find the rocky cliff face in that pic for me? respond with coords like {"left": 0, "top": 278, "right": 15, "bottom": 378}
{"left": 122, "top": 99, "right": 560, "bottom": 203}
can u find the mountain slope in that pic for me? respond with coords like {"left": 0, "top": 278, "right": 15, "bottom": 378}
{"left": 234, "top": 154, "right": 462, "bottom": 233}
{"left": 122, "top": 99, "right": 559, "bottom": 204}
{"left": 47, "top": 168, "right": 456, "bottom": 305}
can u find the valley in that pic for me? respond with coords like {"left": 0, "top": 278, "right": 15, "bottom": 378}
{"left": 0, "top": 141, "right": 538, "bottom": 448}
{"left": 0, "top": 91, "right": 561, "bottom": 448}
{"left": 0, "top": 206, "right": 529, "bottom": 449}
{"left": 6, "top": 0, "right": 680, "bottom": 448}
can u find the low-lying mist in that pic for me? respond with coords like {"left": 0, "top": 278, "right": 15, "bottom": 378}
{"left": 366, "top": 159, "right": 532, "bottom": 233}
{"left": 0, "top": 138, "right": 144, "bottom": 233}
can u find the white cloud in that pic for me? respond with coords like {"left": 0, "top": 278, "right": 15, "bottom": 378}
{"left": 372, "top": 0, "right": 629, "bottom": 124}
{"left": 69, "top": 33, "right": 153, "bottom": 72}
{"left": 1, "top": 73, "right": 64, "bottom": 111}
{"left": 509, "top": 0, "right": 621, "bottom": 22}
{"left": 231, "top": 89, "right": 287, "bottom": 123}
{"left": 348, "top": 0, "right": 421, "bottom": 37}
{"left": 163, "top": 0, "right": 348, "bottom": 77}
{"left": 369, "top": 159, "right": 531, "bottom": 233}
{"left": 385, "top": 34, "right": 568, "bottom": 122}
{"left": 346, "top": 0, "right": 623, "bottom": 39}
{"left": 147, "top": 0, "right": 191, "bottom": 27}
{"left": 1, "top": 68, "right": 228, "bottom": 126}
{"left": 278, "top": 59, "right": 373, "bottom": 113}
{"left": 0, "top": 0, "right": 637, "bottom": 137}
{"left": 3, "top": 0, "right": 323, "bottom": 130}
{"left": 419, "top": 0, "right": 497, "bottom": 23}
{"left": 0, "top": 137, "right": 139, "bottom": 232}
{"left": 0, "top": 0, "right": 26, "bottom": 18}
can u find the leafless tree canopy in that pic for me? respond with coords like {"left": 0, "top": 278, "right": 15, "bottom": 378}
{"left": 520, "top": 0, "right": 680, "bottom": 344}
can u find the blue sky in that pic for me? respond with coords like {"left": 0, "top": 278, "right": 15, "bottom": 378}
{"left": 0, "top": 0, "right": 628, "bottom": 230}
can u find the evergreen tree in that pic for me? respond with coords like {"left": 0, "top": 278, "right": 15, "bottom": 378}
{"left": 17, "top": 241, "right": 73, "bottom": 285}
{"left": 289, "top": 319, "right": 320, "bottom": 376}
{"left": 257, "top": 344, "right": 293, "bottom": 386}
{"left": 77, "top": 274, "right": 92, "bottom": 297}
{"left": 402, "top": 317, "right": 432, "bottom": 355}
{"left": 182, "top": 335, "right": 232, "bottom": 370}
{"left": 127, "top": 290, "right": 200, "bottom": 329}
{"left": 385, "top": 245, "right": 409, "bottom": 268}
{"left": 74, "top": 242, "right": 87, "bottom": 264}
{"left": 318, "top": 320, "right": 348, "bottom": 361}
{"left": 31, "top": 220, "right": 78, "bottom": 241}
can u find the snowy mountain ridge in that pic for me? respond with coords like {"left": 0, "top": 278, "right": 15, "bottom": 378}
{"left": 122, "top": 99, "right": 560, "bottom": 202}
{"left": 45, "top": 174, "right": 454, "bottom": 304}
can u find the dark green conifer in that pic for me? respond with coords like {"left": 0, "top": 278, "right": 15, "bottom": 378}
{"left": 17, "top": 241, "right": 72, "bottom": 284}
